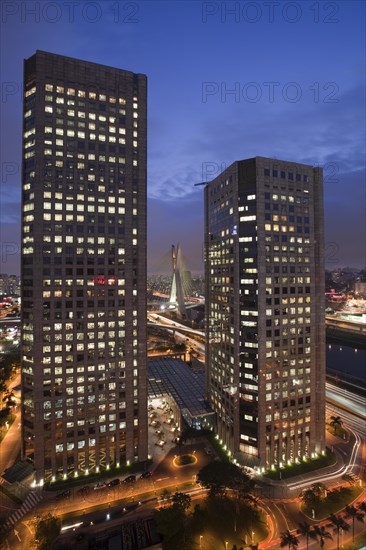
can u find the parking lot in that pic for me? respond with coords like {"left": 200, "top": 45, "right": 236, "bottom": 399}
{"left": 147, "top": 398, "right": 179, "bottom": 465}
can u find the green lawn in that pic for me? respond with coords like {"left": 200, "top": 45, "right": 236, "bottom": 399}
{"left": 302, "top": 486, "right": 363, "bottom": 520}
{"left": 326, "top": 422, "right": 348, "bottom": 441}
{"left": 264, "top": 449, "right": 336, "bottom": 480}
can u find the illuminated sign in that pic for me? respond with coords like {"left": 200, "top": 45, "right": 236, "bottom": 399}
{"left": 92, "top": 276, "right": 117, "bottom": 286}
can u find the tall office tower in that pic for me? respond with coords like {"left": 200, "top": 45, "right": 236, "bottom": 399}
{"left": 205, "top": 157, "right": 325, "bottom": 469}
{"left": 21, "top": 51, "right": 148, "bottom": 484}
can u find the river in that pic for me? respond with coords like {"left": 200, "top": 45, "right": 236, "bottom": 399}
{"left": 326, "top": 343, "right": 366, "bottom": 384}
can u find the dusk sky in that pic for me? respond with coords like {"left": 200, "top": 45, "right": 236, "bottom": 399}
{"left": 1, "top": 0, "right": 365, "bottom": 275}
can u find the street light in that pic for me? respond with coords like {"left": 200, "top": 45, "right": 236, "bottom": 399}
{"left": 225, "top": 542, "right": 228, "bottom": 550}
{"left": 200, "top": 535, "right": 203, "bottom": 548}
{"left": 252, "top": 531, "right": 255, "bottom": 544}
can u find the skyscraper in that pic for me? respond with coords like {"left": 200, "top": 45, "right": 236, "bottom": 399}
{"left": 21, "top": 51, "right": 148, "bottom": 484}
{"left": 205, "top": 157, "right": 325, "bottom": 469}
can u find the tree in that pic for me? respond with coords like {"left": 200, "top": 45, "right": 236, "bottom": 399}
{"left": 153, "top": 505, "right": 185, "bottom": 547}
{"left": 34, "top": 514, "right": 61, "bottom": 550}
{"left": 171, "top": 492, "right": 191, "bottom": 513}
{"left": 280, "top": 530, "right": 299, "bottom": 549}
{"left": 310, "top": 524, "right": 332, "bottom": 549}
{"left": 329, "top": 415, "right": 343, "bottom": 435}
{"left": 296, "top": 521, "right": 312, "bottom": 550}
{"left": 301, "top": 483, "right": 326, "bottom": 508}
{"left": 196, "top": 461, "right": 252, "bottom": 498}
{"left": 358, "top": 501, "right": 366, "bottom": 514}
{"left": 328, "top": 514, "right": 350, "bottom": 550}
{"left": 190, "top": 503, "right": 205, "bottom": 530}
{"left": 345, "top": 505, "right": 364, "bottom": 542}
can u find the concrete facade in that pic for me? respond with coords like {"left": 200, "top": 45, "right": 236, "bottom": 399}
{"left": 21, "top": 51, "right": 148, "bottom": 483}
{"left": 205, "top": 157, "right": 325, "bottom": 469}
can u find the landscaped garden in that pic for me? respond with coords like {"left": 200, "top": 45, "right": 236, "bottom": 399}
{"left": 326, "top": 414, "right": 348, "bottom": 440}
{"left": 264, "top": 448, "right": 336, "bottom": 480}
{"left": 301, "top": 482, "right": 363, "bottom": 520}
{"left": 174, "top": 454, "right": 197, "bottom": 467}
{"left": 154, "top": 493, "right": 267, "bottom": 549}
{"left": 154, "top": 461, "right": 268, "bottom": 549}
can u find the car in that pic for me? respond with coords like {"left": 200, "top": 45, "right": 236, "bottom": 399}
{"left": 140, "top": 471, "right": 152, "bottom": 479}
{"left": 155, "top": 440, "right": 165, "bottom": 447}
{"left": 94, "top": 481, "right": 107, "bottom": 490}
{"left": 55, "top": 489, "right": 71, "bottom": 500}
{"left": 107, "top": 478, "right": 120, "bottom": 487}
{"left": 123, "top": 474, "right": 136, "bottom": 483}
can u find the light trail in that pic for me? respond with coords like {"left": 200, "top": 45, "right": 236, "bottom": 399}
{"left": 288, "top": 428, "right": 361, "bottom": 491}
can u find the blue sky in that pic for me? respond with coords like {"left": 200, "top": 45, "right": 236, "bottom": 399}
{"left": 1, "top": 0, "right": 365, "bottom": 273}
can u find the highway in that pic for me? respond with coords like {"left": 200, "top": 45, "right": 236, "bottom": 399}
{"left": 326, "top": 382, "right": 366, "bottom": 421}
{"left": 148, "top": 312, "right": 205, "bottom": 337}
{"left": 148, "top": 312, "right": 205, "bottom": 360}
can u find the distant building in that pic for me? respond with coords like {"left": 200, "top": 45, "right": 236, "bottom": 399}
{"left": 0, "top": 274, "right": 6, "bottom": 295}
{"left": 0, "top": 274, "right": 21, "bottom": 296}
{"left": 21, "top": 51, "right": 148, "bottom": 483}
{"left": 205, "top": 157, "right": 325, "bottom": 469}
{"left": 355, "top": 282, "right": 366, "bottom": 296}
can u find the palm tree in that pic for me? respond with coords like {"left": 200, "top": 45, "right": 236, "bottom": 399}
{"left": 297, "top": 521, "right": 312, "bottom": 550}
{"left": 328, "top": 514, "right": 350, "bottom": 549}
{"left": 310, "top": 524, "right": 332, "bottom": 549}
{"left": 329, "top": 415, "right": 342, "bottom": 435}
{"left": 280, "top": 530, "right": 299, "bottom": 549}
{"left": 358, "top": 501, "right": 366, "bottom": 513}
{"left": 345, "top": 504, "right": 365, "bottom": 542}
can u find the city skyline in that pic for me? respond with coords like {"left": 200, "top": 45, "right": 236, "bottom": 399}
{"left": 1, "top": 1, "right": 365, "bottom": 275}
{"left": 0, "top": 4, "right": 365, "bottom": 549}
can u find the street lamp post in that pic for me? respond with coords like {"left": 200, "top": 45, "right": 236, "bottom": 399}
{"left": 225, "top": 541, "right": 228, "bottom": 550}
{"left": 200, "top": 535, "right": 203, "bottom": 549}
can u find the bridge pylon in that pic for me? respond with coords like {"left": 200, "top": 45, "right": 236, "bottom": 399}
{"left": 169, "top": 244, "right": 187, "bottom": 318}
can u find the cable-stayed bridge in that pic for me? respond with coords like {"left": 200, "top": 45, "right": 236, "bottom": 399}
{"left": 147, "top": 244, "right": 203, "bottom": 318}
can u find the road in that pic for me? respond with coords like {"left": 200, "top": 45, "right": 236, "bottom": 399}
{"left": 262, "top": 388, "right": 366, "bottom": 550}
{"left": 0, "top": 374, "right": 21, "bottom": 476}
{"left": 326, "top": 382, "right": 366, "bottom": 420}
{"left": 148, "top": 312, "right": 205, "bottom": 360}
{"left": 2, "top": 369, "right": 365, "bottom": 549}
{"left": 148, "top": 312, "right": 205, "bottom": 337}
{"left": 2, "top": 438, "right": 212, "bottom": 549}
